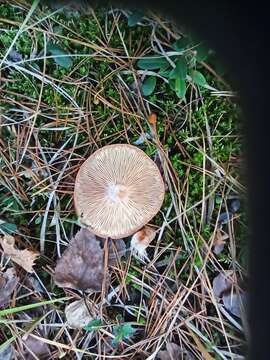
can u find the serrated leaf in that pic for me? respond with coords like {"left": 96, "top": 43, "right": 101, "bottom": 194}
{"left": 175, "top": 77, "right": 186, "bottom": 98}
{"left": 142, "top": 76, "right": 156, "bottom": 96}
{"left": 191, "top": 70, "right": 208, "bottom": 87}
{"left": 169, "top": 57, "right": 187, "bottom": 80}
{"left": 112, "top": 323, "right": 136, "bottom": 346}
{"left": 84, "top": 319, "right": 102, "bottom": 331}
{"left": 47, "top": 43, "right": 73, "bottom": 69}
{"left": 0, "top": 235, "right": 39, "bottom": 273}
{"left": 137, "top": 57, "right": 168, "bottom": 70}
{"left": 128, "top": 10, "right": 144, "bottom": 27}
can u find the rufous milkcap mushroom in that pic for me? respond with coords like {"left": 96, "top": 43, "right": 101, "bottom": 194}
{"left": 74, "top": 144, "right": 165, "bottom": 239}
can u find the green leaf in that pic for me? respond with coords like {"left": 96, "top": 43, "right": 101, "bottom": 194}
{"left": 1, "top": 196, "right": 20, "bottom": 211}
{"left": 84, "top": 319, "right": 102, "bottom": 332}
{"left": 128, "top": 10, "right": 144, "bottom": 27}
{"left": 137, "top": 57, "right": 168, "bottom": 70}
{"left": 195, "top": 43, "right": 209, "bottom": 62}
{"left": 175, "top": 77, "right": 186, "bottom": 98}
{"left": 142, "top": 76, "right": 156, "bottom": 96}
{"left": 158, "top": 63, "right": 171, "bottom": 77}
{"left": 169, "top": 57, "right": 187, "bottom": 80}
{"left": 191, "top": 70, "right": 208, "bottom": 87}
{"left": 47, "top": 43, "right": 73, "bottom": 69}
{"left": 168, "top": 79, "right": 175, "bottom": 91}
{"left": 172, "top": 36, "right": 191, "bottom": 51}
{"left": 34, "top": 216, "right": 42, "bottom": 225}
{"left": 0, "top": 221, "right": 17, "bottom": 234}
{"left": 112, "top": 323, "right": 136, "bottom": 346}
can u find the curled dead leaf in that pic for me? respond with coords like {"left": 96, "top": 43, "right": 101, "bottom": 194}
{"left": 212, "top": 271, "right": 235, "bottom": 298}
{"left": 131, "top": 226, "right": 156, "bottom": 259}
{"left": 158, "top": 342, "right": 194, "bottom": 360}
{"left": 222, "top": 290, "right": 247, "bottom": 318}
{"left": 65, "top": 299, "right": 93, "bottom": 329}
{"left": 54, "top": 228, "right": 104, "bottom": 292}
{"left": 213, "top": 229, "right": 229, "bottom": 255}
{"left": 22, "top": 334, "right": 51, "bottom": 360}
{"left": 212, "top": 271, "right": 247, "bottom": 318}
{"left": 0, "top": 235, "right": 39, "bottom": 273}
{"left": 0, "top": 267, "right": 19, "bottom": 308}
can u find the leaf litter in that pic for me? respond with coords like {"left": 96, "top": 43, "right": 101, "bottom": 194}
{"left": 0, "top": 267, "right": 19, "bottom": 308}
{"left": 0, "top": 2, "right": 247, "bottom": 358}
{"left": 212, "top": 271, "right": 247, "bottom": 318}
{"left": 130, "top": 225, "right": 156, "bottom": 259}
{"left": 54, "top": 228, "right": 104, "bottom": 292}
{"left": 0, "top": 235, "right": 39, "bottom": 273}
{"left": 213, "top": 229, "right": 229, "bottom": 255}
{"left": 158, "top": 342, "right": 194, "bottom": 360}
{"left": 213, "top": 271, "right": 236, "bottom": 298}
{"left": 54, "top": 228, "right": 126, "bottom": 291}
{"left": 21, "top": 334, "right": 51, "bottom": 360}
{"left": 65, "top": 299, "right": 94, "bottom": 329}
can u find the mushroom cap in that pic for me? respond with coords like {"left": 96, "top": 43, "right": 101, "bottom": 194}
{"left": 74, "top": 144, "right": 165, "bottom": 239}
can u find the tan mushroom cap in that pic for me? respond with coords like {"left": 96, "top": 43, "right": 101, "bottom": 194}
{"left": 74, "top": 144, "right": 165, "bottom": 239}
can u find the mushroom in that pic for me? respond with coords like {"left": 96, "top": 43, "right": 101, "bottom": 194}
{"left": 74, "top": 144, "right": 165, "bottom": 239}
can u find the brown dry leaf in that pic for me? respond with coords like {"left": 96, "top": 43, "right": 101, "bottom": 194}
{"left": 158, "top": 342, "right": 193, "bottom": 360}
{"left": 131, "top": 226, "right": 156, "bottom": 259}
{"left": 22, "top": 334, "right": 51, "bottom": 360}
{"left": 222, "top": 290, "right": 247, "bottom": 318}
{"left": 107, "top": 238, "right": 126, "bottom": 266}
{"left": 212, "top": 271, "right": 235, "bottom": 298}
{"left": 65, "top": 299, "right": 93, "bottom": 329}
{"left": 213, "top": 229, "right": 229, "bottom": 255}
{"left": 212, "top": 271, "right": 247, "bottom": 317}
{"left": 54, "top": 228, "right": 104, "bottom": 292}
{"left": 0, "top": 267, "right": 19, "bottom": 308}
{"left": 148, "top": 112, "right": 157, "bottom": 126}
{"left": 0, "top": 235, "right": 39, "bottom": 273}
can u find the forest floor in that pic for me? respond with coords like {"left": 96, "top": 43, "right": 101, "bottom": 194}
{"left": 0, "top": 1, "right": 248, "bottom": 359}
